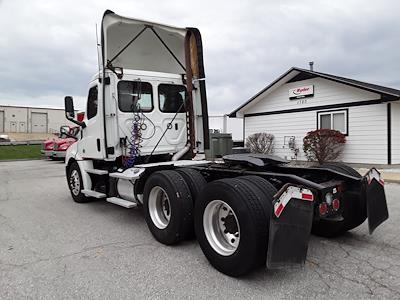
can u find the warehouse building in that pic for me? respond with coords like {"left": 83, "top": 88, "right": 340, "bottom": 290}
{"left": 0, "top": 105, "right": 74, "bottom": 134}
{"left": 230, "top": 67, "right": 400, "bottom": 164}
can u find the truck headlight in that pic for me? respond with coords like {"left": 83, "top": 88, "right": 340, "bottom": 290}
{"left": 59, "top": 144, "right": 69, "bottom": 150}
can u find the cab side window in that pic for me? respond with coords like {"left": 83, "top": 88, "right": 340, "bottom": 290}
{"left": 118, "top": 81, "right": 153, "bottom": 112}
{"left": 158, "top": 84, "right": 187, "bottom": 113}
{"left": 86, "top": 86, "right": 98, "bottom": 120}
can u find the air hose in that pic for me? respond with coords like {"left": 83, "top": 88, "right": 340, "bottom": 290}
{"left": 123, "top": 112, "right": 142, "bottom": 168}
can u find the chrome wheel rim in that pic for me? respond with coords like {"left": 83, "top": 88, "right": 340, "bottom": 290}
{"left": 148, "top": 186, "right": 171, "bottom": 229}
{"left": 203, "top": 200, "right": 240, "bottom": 256}
{"left": 69, "top": 170, "right": 80, "bottom": 196}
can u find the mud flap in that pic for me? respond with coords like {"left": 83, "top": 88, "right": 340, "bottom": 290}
{"left": 365, "top": 168, "right": 389, "bottom": 234}
{"left": 267, "top": 185, "right": 314, "bottom": 269}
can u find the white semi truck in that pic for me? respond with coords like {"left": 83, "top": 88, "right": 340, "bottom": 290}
{"left": 64, "top": 10, "right": 389, "bottom": 276}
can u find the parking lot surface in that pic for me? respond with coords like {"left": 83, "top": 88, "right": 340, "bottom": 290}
{"left": 1, "top": 160, "right": 400, "bottom": 299}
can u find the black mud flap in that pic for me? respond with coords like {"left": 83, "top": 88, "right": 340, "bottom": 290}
{"left": 364, "top": 168, "right": 389, "bottom": 234}
{"left": 267, "top": 185, "right": 314, "bottom": 269}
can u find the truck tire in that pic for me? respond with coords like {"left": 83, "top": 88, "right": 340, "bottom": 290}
{"left": 176, "top": 168, "right": 207, "bottom": 238}
{"left": 143, "top": 170, "right": 193, "bottom": 245}
{"left": 237, "top": 175, "right": 277, "bottom": 265}
{"left": 67, "top": 162, "right": 91, "bottom": 203}
{"left": 176, "top": 168, "right": 207, "bottom": 202}
{"left": 239, "top": 175, "right": 277, "bottom": 200}
{"left": 312, "top": 163, "right": 366, "bottom": 237}
{"left": 194, "top": 178, "right": 270, "bottom": 277}
{"left": 237, "top": 175, "right": 276, "bottom": 226}
{"left": 319, "top": 162, "right": 361, "bottom": 178}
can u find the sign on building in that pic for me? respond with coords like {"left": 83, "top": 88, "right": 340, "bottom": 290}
{"left": 289, "top": 85, "right": 314, "bottom": 100}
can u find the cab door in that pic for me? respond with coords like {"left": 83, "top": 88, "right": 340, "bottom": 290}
{"left": 78, "top": 83, "right": 105, "bottom": 159}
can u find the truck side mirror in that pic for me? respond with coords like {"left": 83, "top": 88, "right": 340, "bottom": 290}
{"left": 65, "top": 96, "right": 75, "bottom": 118}
{"left": 64, "top": 96, "right": 86, "bottom": 128}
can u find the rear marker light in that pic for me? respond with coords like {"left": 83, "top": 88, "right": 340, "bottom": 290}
{"left": 301, "top": 193, "right": 314, "bottom": 201}
{"left": 319, "top": 203, "right": 328, "bottom": 216}
{"left": 332, "top": 199, "right": 340, "bottom": 211}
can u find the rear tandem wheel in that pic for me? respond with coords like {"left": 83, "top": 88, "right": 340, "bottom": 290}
{"left": 194, "top": 177, "right": 275, "bottom": 276}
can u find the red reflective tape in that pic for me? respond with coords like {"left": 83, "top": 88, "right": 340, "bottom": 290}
{"left": 379, "top": 179, "right": 385, "bottom": 186}
{"left": 275, "top": 203, "right": 284, "bottom": 218}
{"left": 301, "top": 193, "right": 313, "bottom": 201}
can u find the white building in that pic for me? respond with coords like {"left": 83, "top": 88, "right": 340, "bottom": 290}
{"left": 0, "top": 105, "right": 74, "bottom": 134}
{"left": 230, "top": 67, "right": 400, "bottom": 164}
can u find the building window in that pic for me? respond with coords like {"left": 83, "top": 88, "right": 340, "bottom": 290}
{"left": 158, "top": 84, "right": 187, "bottom": 113}
{"left": 317, "top": 109, "right": 348, "bottom": 135}
{"left": 86, "top": 86, "right": 98, "bottom": 120}
{"left": 118, "top": 81, "right": 153, "bottom": 112}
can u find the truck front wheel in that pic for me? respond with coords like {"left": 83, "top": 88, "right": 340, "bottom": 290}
{"left": 143, "top": 170, "right": 193, "bottom": 245}
{"left": 67, "top": 162, "right": 90, "bottom": 203}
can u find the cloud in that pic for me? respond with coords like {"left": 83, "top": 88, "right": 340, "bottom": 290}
{"left": 0, "top": 0, "right": 399, "bottom": 114}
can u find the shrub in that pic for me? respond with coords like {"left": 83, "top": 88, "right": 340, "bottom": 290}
{"left": 246, "top": 133, "right": 274, "bottom": 154}
{"left": 303, "top": 129, "right": 346, "bottom": 164}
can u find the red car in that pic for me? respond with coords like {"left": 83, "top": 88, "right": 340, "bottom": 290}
{"left": 41, "top": 126, "right": 80, "bottom": 160}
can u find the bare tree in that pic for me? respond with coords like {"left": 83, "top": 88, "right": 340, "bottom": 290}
{"left": 246, "top": 133, "right": 275, "bottom": 154}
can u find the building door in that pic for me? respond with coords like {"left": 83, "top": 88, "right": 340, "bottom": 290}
{"left": 31, "top": 112, "right": 47, "bottom": 133}
{"left": 10, "top": 121, "right": 17, "bottom": 132}
{"left": 19, "top": 122, "right": 26, "bottom": 133}
{"left": 0, "top": 111, "right": 4, "bottom": 132}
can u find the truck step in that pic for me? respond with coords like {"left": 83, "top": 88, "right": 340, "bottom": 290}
{"left": 109, "top": 168, "right": 143, "bottom": 180}
{"left": 86, "top": 169, "right": 109, "bottom": 175}
{"left": 107, "top": 197, "right": 137, "bottom": 208}
{"left": 81, "top": 189, "right": 107, "bottom": 198}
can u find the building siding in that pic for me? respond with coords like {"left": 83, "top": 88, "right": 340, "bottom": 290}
{"left": 391, "top": 102, "right": 400, "bottom": 164}
{"left": 245, "top": 103, "right": 388, "bottom": 164}
{"left": 244, "top": 77, "right": 380, "bottom": 115}
{"left": 243, "top": 77, "right": 390, "bottom": 164}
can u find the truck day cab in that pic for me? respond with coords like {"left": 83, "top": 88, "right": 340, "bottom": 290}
{"left": 64, "top": 10, "right": 389, "bottom": 276}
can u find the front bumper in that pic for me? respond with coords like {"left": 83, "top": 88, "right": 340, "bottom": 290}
{"left": 41, "top": 150, "right": 53, "bottom": 157}
{"left": 52, "top": 151, "right": 66, "bottom": 158}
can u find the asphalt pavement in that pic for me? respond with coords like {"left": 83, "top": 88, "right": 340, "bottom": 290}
{"left": 0, "top": 160, "right": 400, "bottom": 299}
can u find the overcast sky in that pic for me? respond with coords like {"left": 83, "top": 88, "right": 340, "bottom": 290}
{"left": 0, "top": 0, "right": 399, "bottom": 114}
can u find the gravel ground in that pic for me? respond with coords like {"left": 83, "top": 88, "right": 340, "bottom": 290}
{"left": 0, "top": 160, "right": 399, "bottom": 299}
